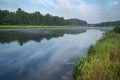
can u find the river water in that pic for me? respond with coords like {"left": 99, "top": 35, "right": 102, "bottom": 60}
{"left": 0, "top": 28, "right": 104, "bottom": 80}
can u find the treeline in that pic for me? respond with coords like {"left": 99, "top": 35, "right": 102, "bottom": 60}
{"left": 88, "top": 21, "right": 120, "bottom": 27}
{"left": 0, "top": 8, "right": 70, "bottom": 25}
{"left": 67, "top": 19, "right": 87, "bottom": 26}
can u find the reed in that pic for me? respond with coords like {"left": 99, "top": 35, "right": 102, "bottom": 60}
{"left": 73, "top": 30, "right": 120, "bottom": 80}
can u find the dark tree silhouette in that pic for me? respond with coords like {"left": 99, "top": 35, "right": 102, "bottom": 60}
{"left": 0, "top": 8, "right": 71, "bottom": 26}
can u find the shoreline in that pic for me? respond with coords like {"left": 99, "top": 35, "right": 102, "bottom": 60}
{"left": 73, "top": 28, "right": 120, "bottom": 80}
{"left": 0, "top": 25, "right": 81, "bottom": 29}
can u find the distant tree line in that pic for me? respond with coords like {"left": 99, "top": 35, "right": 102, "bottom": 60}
{"left": 0, "top": 8, "right": 70, "bottom": 25}
{"left": 67, "top": 19, "right": 87, "bottom": 26}
{"left": 88, "top": 21, "right": 120, "bottom": 27}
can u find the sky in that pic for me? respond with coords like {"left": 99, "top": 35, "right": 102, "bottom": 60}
{"left": 0, "top": 0, "right": 120, "bottom": 23}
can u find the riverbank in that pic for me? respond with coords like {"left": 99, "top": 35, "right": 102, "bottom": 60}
{"left": 0, "top": 25, "right": 81, "bottom": 29}
{"left": 73, "top": 28, "right": 120, "bottom": 80}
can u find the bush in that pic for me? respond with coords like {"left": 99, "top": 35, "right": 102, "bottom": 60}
{"left": 113, "top": 27, "right": 120, "bottom": 33}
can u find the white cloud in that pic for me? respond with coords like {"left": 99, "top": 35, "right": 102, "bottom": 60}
{"left": 36, "top": 0, "right": 58, "bottom": 8}
{"left": 49, "top": 0, "right": 102, "bottom": 23}
{"left": 1, "top": 0, "right": 119, "bottom": 23}
{"left": 108, "top": 0, "right": 119, "bottom": 5}
{"left": 29, "top": 0, "right": 120, "bottom": 23}
{"left": 101, "top": 10, "right": 120, "bottom": 22}
{"left": 114, "top": 0, "right": 119, "bottom": 5}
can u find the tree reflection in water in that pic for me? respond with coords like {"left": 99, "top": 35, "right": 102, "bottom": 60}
{"left": 0, "top": 29, "right": 86, "bottom": 46}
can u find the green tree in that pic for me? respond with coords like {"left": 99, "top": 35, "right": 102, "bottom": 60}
{"left": 0, "top": 8, "right": 71, "bottom": 26}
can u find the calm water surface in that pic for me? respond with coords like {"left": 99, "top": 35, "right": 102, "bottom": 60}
{"left": 0, "top": 28, "right": 104, "bottom": 80}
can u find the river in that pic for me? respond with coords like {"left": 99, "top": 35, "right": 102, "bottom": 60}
{"left": 0, "top": 28, "right": 104, "bottom": 80}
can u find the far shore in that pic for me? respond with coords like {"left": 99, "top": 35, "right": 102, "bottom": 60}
{"left": 0, "top": 25, "right": 80, "bottom": 29}
{"left": 0, "top": 25, "right": 114, "bottom": 30}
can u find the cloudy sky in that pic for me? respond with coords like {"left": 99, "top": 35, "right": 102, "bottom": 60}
{"left": 0, "top": 0, "right": 120, "bottom": 23}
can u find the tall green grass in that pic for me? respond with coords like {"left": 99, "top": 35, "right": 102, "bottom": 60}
{"left": 73, "top": 32, "right": 120, "bottom": 80}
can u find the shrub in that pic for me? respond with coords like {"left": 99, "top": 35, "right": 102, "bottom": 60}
{"left": 113, "top": 27, "right": 120, "bottom": 33}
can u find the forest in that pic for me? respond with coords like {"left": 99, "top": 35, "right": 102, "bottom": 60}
{"left": 0, "top": 8, "right": 120, "bottom": 27}
{"left": 88, "top": 21, "right": 120, "bottom": 27}
{"left": 0, "top": 8, "right": 70, "bottom": 25}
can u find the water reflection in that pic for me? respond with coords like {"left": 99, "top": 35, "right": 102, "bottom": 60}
{"left": 0, "top": 29, "right": 86, "bottom": 46}
{"left": 0, "top": 29, "right": 104, "bottom": 80}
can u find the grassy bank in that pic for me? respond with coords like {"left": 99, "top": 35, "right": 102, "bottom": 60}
{"left": 73, "top": 28, "right": 120, "bottom": 80}
{"left": 0, "top": 25, "right": 80, "bottom": 29}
